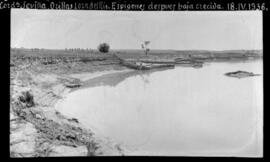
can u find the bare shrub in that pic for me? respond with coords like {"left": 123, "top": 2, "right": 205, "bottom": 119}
{"left": 18, "top": 91, "right": 35, "bottom": 107}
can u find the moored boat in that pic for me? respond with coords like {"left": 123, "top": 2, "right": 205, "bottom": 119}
{"left": 120, "top": 59, "right": 175, "bottom": 70}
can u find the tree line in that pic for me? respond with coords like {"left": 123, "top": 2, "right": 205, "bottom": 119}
{"left": 12, "top": 41, "right": 150, "bottom": 55}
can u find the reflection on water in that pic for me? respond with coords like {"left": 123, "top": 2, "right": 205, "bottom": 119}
{"left": 56, "top": 60, "right": 263, "bottom": 157}
{"left": 81, "top": 68, "right": 170, "bottom": 89}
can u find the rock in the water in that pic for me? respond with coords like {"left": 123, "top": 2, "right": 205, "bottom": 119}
{"left": 48, "top": 145, "right": 88, "bottom": 157}
{"left": 64, "top": 83, "right": 81, "bottom": 88}
{"left": 225, "top": 70, "right": 260, "bottom": 78}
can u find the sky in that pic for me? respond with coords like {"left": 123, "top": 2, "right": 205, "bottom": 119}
{"left": 11, "top": 9, "right": 262, "bottom": 50}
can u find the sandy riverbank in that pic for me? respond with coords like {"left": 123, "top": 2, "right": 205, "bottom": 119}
{"left": 69, "top": 69, "right": 132, "bottom": 82}
{"left": 10, "top": 67, "right": 130, "bottom": 157}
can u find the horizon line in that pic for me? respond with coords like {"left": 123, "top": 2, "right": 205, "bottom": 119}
{"left": 10, "top": 47, "right": 263, "bottom": 51}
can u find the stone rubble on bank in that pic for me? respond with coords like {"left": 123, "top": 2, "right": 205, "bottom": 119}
{"left": 10, "top": 69, "right": 126, "bottom": 157}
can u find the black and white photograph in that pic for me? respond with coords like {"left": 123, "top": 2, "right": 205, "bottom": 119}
{"left": 10, "top": 8, "right": 263, "bottom": 157}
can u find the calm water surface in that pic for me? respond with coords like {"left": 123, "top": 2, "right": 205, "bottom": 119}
{"left": 56, "top": 60, "right": 263, "bottom": 156}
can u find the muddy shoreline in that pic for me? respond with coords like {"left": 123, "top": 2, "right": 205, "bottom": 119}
{"left": 10, "top": 54, "right": 130, "bottom": 157}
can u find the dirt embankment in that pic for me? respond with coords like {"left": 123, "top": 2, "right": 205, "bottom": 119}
{"left": 10, "top": 55, "right": 127, "bottom": 157}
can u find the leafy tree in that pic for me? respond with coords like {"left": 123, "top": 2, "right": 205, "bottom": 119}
{"left": 98, "top": 43, "right": 110, "bottom": 53}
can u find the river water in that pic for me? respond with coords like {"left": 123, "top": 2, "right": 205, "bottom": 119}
{"left": 56, "top": 60, "right": 263, "bottom": 157}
